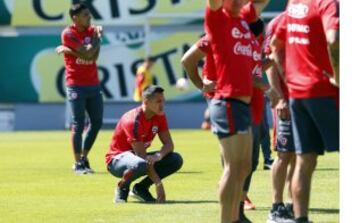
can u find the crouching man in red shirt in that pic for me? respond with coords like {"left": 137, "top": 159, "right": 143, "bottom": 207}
{"left": 105, "top": 85, "right": 183, "bottom": 203}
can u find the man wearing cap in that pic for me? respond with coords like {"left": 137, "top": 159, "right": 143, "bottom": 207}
{"left": 105, "top": 85, "right": 183, "bottom": 203}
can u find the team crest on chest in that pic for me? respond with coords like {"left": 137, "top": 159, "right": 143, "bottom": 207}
{"left": 288, "top": 3, "right": 309, "bottom": 19}
{"left": 69, "top": 92, "right": 78, "bottom": 100}
{"left": 152, "top": 126, "right": 158, "bottom": 134}
{"left": 84, "top": 37, "right": 91, "bottom": 44}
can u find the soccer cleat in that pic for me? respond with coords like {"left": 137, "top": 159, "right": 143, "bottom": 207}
{"left": 72, "top": 162, "right": 87, "bottom": 175}
{"left": 81, "top": 157, "right": 95, "bottom": 174}
{"left": 267, "top": 205, "right": 294, "bottom": 223}
{"left": 244, "top": 196, "right": 256, "bottom": 210}
{"left": 130, "top": 184, "right": 156, "bottom": 203}
{"left": 114, "top": 186, "right": 129, "bottom": 203}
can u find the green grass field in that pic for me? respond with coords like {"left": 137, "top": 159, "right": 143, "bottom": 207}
{"left": 0, "top": 130, "right": 339, "bottom": 223}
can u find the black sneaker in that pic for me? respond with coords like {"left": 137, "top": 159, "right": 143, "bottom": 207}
{"left": 130, "top": 184, "right": 156, "bottom": 203}
{"left": 285, "top": 203, "right": 294, "bottom": 218}
{"left": 81, "top": 157, "right": 95, "bottom": 174}
{"left": 114, "top": 186, "right": 129, "bottom": 203}
{"left": 72, "top": 162, "right": 87, "bottom": 175}
{"left": 264, "top": 159, "right": 274, "bottom": 170}
{"left": 267, "top": 205, "right": 294, "bottom": 223}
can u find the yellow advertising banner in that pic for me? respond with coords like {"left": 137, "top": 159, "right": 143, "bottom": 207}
{"left": 30, "top": 30, "right": 203, "bottom": 102}
{"left": 11, "top": 0, "right": 204, "bottom": 26}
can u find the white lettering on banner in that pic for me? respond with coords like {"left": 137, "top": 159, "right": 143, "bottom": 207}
{"left": 13, "top": 1, "right": 205, "bottom": 26}
{"left": 233, "top": 42, "right": 252, "bottom": 57}
{"left": 288, "top": 3, "right": 309, "bottom": 19}
{"left": 288, "top": 36, "right": 310, "bottom": 45}
{"left": 76, "top": 58, "right": 94, "bottom": 65}
{"left": 231, "top": 27, "right": 251, "bottom": 40}
{"left": 288, "top": 24, "right": 310, "bottom": 33}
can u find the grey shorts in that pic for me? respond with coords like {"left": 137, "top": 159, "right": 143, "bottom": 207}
{"left": 209, "top": 98, "right": 251, "bottom": 139}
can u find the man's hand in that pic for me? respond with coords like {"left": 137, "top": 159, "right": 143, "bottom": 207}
{"left": 55, "top": 45, "right": 71, "bottom": 55}
{"left": 93, "top": 25, "right": 103, "bottom": 39}
{"left": 323, "top": 70, "right": 339, "bottom": 88}
{"left": 276, "top": 98, "right": 290, "bottom": 120}
{"left": 202, "top": 77, "right": 216, "bottom": 93}
{"left": 146, "top": 152, "right": 162, "bottom": 166}
{"left": 265, "top": 87, "right": 280, "bottom": 108}
{"left": 155, "top": 182, "right": 166, "bottom": 203}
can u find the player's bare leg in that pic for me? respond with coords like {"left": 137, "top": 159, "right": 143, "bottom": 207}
{"left": 291, "top": 153, "right": 317, "bottom": 220}
{"left": 218, "top": 130, "right": 252, "bottom": 223}
{"left": 272, "top": 152, "right": 295, "bottom": 203}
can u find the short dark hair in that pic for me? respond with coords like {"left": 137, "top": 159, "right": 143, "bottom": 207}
{"left": 142, "top": 85, "right": 164, "bottom": 100}
{"left": 69, "top": 3, "right": 88, "bottom": 18}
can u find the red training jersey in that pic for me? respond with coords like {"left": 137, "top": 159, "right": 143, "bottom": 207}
{"left": 264, "top": 13, "right": 289, "bottom": 100}
{"left": 274, "top": 0, "right": 339, "bottom": 98}
{"left": 204, "top": 6, "right": 255, "bottom": 99}
{"left": 105, "top": 106, "right": 169, "bottom": 164}
{"left": 250, "top": 36, "right": 265, "bottom": 125}
{"left": 61, "top": 25, "right": 99, "bottom": 87}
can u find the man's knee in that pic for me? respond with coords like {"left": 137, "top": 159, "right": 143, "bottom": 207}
{"left": 169, "top": 152, "right": 183, "bottom": 171}
{"left": 91, "top": 118, "right": 103, "bottom": 130}
{"left": 72, "top": 120, "right": 85, "bottom": 133}
{"left": 134, "top": 160, "right": 147, "bottom": 174}
{"left": 297, "top": 153, "right": 317, "bottom": 172}
{"left": 277, "top": 152, "right": 294, "bottom": 166}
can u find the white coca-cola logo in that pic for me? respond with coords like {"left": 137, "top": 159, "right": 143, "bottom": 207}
{"left": 76, "top": 58, "right": 94, "bottom": 65}
{"left": 231, "top": 27, "right": 251, "bottom": 40}
{"left": 288, "top": 3, "right": 309, "bottom": 19}
{"left": 233, "top": 42, "right": 252, "bottom": 57}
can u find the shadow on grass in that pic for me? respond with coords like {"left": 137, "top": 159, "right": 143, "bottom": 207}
{"left": 309, "top": 208, "right": 339, "bottom": 214}
{"left": 177, "top": 171, "right": 203, "bottom": 174}
{"left": 131, "top": 200, "right": 218, "bottom": 205}
{"left": 250, "top": 207, "right": 339, "bottom": 214}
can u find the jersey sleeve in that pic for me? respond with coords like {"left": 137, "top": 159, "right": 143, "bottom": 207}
{"left": 263, "top": 14, "right": 283, "bottom": 55}
{"left": 158, "top": 114, "right": 169, "bottom": 133}
{"left": 273, "top": 14, "right": 287, "bottom": 42}
{"left": 204, "top": 6, "right": 226, "bottom": 43}
{"left": 240, "top": 1, "right": 257, "bottom": 23}
{"left": 317, "top": 0, "right": 339, "bottom": 32}
{"left": 263, "top": 24, "right": 274, "bottom": 55}
{"left": 61, "top": 29, "right": 82, "bottom": 50}
{"left": 196, "top": 35, "right": 211, "bottom": 54}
